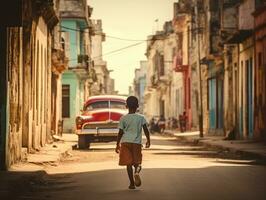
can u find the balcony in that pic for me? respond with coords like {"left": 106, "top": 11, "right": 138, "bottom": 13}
{"left": 59, "top": 0, "right": 89, "bottom": 26}
{"left": 226, "top": 30, "right": 253, "bottom": 44}
{"left": 69, "top": 54, "right": 91, "bottom": 79}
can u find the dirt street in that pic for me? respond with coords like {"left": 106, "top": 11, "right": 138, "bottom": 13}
{"left": 3, "top": 134, "right": 266, "bottom": 200}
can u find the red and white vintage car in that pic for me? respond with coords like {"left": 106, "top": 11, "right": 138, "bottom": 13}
{"left": 75, "top": 95, "right": 127, "bottom": 149}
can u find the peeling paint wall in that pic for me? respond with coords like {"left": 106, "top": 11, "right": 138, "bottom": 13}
{"left": 7, "top": 27, "right": 23, "bottom": 166}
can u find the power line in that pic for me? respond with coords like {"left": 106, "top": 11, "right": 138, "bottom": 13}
{"left": 95, "top": 41, "right": 144, "bottom": 58}
{"left": 60, "top": 25, "right": 146, "bottom": 41}
{"left": 59, "top": 25, "right": 170, "bottom": 42}
{"left": 105, "top": 35, "right": 146, "bottom": 42}
{"left": 68, "top": 41, "right": 145, "bottom": 61}
{"left": 60, "top": 25, "right": 202, "bottom": 42}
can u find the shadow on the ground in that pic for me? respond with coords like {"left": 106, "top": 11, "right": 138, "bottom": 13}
{"left": 72, "top": 140, "right": 266, "bottom": 166}
{"left": 2, "top": 165, "right": 266, "bottom": 200}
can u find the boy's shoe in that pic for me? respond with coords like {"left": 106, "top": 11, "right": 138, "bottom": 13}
{"left": 134, "top": 173, "right": 141, "bottom": 187}
{"left": 128, "top": 185, "right": 136, "bottom": 190}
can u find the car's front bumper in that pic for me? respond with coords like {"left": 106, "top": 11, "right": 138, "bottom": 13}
{"left": 76, "top": 121, "right": 119, "bottom": 136}
{"left": 76, "top": 127, "right": 119, "bottom": 136}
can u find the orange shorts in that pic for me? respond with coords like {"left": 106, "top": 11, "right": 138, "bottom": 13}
{"left": 119, "top": 143, "right": 142, "bottom": 166}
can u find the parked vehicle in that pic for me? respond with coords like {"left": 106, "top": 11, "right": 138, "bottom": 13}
{"left": 75, "top": 95, "right": 127, "bottom": 149}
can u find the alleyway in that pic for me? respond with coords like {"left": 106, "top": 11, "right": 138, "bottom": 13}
{"left": 3, "top": 134, "right": 266, "bottom": 200}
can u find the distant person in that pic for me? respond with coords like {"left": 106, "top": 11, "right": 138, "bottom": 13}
{"left": 158, "top": 115, "right": 166, "bottom": 134}
{"left": 167, "top": 117, "right": 172, "bottom": 130}
{"left": 115, "top": 96, "right": 151, "bottom": 189}
{"left": 172, "top": 117, "right": 178, "bottom": 129}
{"left": 149, "top": 117, "right": 155, "bottom": 134}
{"left": 179, "top": 111, "right": 187, "bottom": 132}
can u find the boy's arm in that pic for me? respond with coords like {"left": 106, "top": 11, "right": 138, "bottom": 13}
{"left": 115, "top": 129, "right": 124, "bottom": 153}
{"left": 143, "top": 124, "right": 151, "bottom": 148}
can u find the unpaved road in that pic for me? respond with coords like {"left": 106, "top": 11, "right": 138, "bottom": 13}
{"left": 3, "top": 134, "right": 266, "bottom": 200}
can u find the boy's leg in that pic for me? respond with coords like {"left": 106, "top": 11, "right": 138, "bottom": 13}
{"left": 126, "top": 165, "right": 135, "bottom": 189}
{"left": 133, "top": 164, "right": 142, "bottom": 187}
{"left": 134, "top": 164, "right": 141, "bottom": 173}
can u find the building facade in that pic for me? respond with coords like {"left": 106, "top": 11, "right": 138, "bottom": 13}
{"left": 0, "top": 0, "right": 66, "bottom": 169}
{"left": 90, "top": 19, "right": 116, "bottom": 95}
{"left": 141, "top": 0, "right": 266, "bottom": 140}
{"left": 144, "top": 22, "right": 179, "bottom": 121}
{"left": 172, "top": 2, "right": 195, "bottom": 130}
{"left": 253, "top": 2, "right": 266, "bottom": 140}
{"left": 60, "top": 0, "right": 95, "bottom": 132}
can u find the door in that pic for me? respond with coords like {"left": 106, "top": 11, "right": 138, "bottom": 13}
{"left": 208, "top": 78, "right": 216, "bottom": 129}
{"left": 247, "top": 58, "right": 253, "bottom": 138}
{"left": 62, "top": 85, "right": 70, "bottom": 118}
{"left": 239, "top": 61, "right": 244, "bottom": 138}
{"left": 217, "top": 78, "right": 224, "bottom": 129}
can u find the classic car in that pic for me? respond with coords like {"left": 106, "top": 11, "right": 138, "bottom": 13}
{"left": 75, "top": 95, "right": 127, "bottom": 149}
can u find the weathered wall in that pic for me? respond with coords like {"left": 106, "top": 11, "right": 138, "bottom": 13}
{"left": 7, "top": 27, "right": 23, "bottom": 166}
{"left": 254, "top": 6, "right": 266, "bottom": 140}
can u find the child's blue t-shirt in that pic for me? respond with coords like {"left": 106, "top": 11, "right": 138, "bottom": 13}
{"left": 118, "top": 113, "right": 148, "bottom": 144}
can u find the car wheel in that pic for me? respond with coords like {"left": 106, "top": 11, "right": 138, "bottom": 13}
{"left": 78, "top": 135, "right": 89, "bottom": 149}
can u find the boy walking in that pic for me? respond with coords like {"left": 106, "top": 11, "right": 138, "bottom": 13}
{"left": 115, "top": 96, "right": 151, "bottom": 189}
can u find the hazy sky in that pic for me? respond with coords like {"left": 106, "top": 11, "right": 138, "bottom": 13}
{"left": 88, "top": 0, "right": 177, "bottom": 94}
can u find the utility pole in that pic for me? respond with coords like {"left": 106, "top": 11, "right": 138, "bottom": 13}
{"left": 194, "top": 0, "right": 204, "bottom": 137}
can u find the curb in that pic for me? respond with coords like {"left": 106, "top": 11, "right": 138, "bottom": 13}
{"left": 169, "top": 132, "right": 266, "bottom": 163}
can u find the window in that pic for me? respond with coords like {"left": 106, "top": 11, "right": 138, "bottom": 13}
{"left": 62, "top": 85, "right": 70, "bottom": 118}
{"left": 159, "top": 54, "right": 165, "bottom": 76}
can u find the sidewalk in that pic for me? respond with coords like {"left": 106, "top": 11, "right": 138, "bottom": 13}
{"left": 0, "top": 134, "right": 77, "bottom": 199}
{"left": 10, "top": 133, "right": 77, "bottom": 171}
{"left": 165, "top": 129, "right": 266, "bottom": 161}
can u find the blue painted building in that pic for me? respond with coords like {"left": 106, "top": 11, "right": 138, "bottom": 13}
{"left": 60, "top": 0, "right": 95, "bottom": 132}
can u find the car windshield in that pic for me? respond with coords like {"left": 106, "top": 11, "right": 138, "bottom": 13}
{"left": 85, "top": 100, "right": 125, "bottom": 111}
{"left": 85, "top": 101, "right": 108, "bottom": 111}
{"left": 110, "top": 101, "right": 126, "bottom": 109}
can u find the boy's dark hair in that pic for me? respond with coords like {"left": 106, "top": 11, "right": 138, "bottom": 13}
{"left": 126, "top": 96, "right": 139, "bottom": 109}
